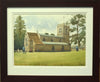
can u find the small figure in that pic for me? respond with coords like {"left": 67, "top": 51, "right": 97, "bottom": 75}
{"left": 22, "top": 46, "right": 25, "bottom": 53}
{"left": 17, "top": 48, "right": 19, "bottom": 53}
{"left": 76, "top": 46, "right": 79, "bottom": 51}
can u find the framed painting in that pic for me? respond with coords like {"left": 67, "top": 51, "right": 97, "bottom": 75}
{"left": 0, "top": 0, "right": 99, "bottom": 82}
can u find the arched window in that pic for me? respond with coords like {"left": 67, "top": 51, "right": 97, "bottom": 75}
{"left": 52, "top": 46, "right": 55, "bottom": 51}
{"left": 62, "top": 45, "right": 64, "bottom": 51}
{"left": 59, "top": 39, "right": 61, "bottom": 42}
{"left": 30, "top": 40, "right": 33, "bottom": 47}
{"left": 51, "top": 39, "right": 53, "bottom": 42}
{"left": 43, "top": 38, "right": 45, "bottom": 41}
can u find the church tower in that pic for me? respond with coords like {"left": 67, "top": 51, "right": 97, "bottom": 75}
{"left": 57, "top": 23, "right": 70, "bottom": 44}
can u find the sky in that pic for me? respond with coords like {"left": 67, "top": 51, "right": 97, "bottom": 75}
{"left": 14, "top": 15, "right": 73, "bottom": 35}
{"left": 14, "top": 13, "right": 86, "bottom": 47}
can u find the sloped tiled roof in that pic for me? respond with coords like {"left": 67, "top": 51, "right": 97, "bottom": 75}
{"left": 27, "top": 32, "right": 43, "bottom": 44}
{"left": 42, "top": 41, "right": 68, "bottom": 45}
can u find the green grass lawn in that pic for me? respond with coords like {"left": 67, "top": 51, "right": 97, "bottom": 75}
{"left": 14, "top": 50, "right": 85, "bottom": 66}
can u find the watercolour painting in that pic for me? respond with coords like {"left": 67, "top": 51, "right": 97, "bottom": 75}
{"left": 7, "top": 8, "right": 93, "bottom": 76}
{"left": 14, "top": 12, "right": 86, "bottom": 66}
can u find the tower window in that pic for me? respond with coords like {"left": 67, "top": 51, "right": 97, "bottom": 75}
{"left": 66, "top": 29, "right": 67, "bottom": 34}
{"left": 51, "top": 39, "right": 53, "bottom": 42}
{"left": 59, "top": 28, "right": 62, "bottom": 33}
{"left": 43, "top": 38, "right": 45, "bottom": 41}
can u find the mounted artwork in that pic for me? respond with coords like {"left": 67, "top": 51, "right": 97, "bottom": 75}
{"left": 7, "top": 8, "right": 93, "bottom": 76}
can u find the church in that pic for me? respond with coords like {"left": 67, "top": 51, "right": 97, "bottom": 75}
{"left": 24, "top": 23, "right": 71, "bottom": 52}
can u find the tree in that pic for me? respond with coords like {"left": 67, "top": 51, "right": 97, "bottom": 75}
{"left": 70, "top": 14, "right": 86, "bottom": 48}
{"left": 14, "top": 16, "right": 26, "bottom": 50}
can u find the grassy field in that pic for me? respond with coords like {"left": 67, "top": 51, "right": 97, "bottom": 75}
{"left": 14, "top": 50, "right": 85, "bottom": 66}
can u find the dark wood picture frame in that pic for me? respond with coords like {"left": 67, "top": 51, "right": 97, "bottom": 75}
{"left": 0, "top": 0, "right": 99, "bottom": 82}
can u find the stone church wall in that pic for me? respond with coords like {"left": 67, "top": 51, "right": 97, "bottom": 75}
{"left": 24, "top": 34, "right": 30, "bottom": 52}
{"left": 35, "top": 44, "right": 70, "bottom": 52}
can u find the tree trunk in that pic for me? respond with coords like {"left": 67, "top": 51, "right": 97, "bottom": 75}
{"left": 77, "top": 24, "right": 80, "bottom": 48}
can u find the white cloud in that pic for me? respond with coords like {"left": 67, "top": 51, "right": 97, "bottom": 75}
{"left": 27, "top": 25, "right": 36, "bottom": 32}
{"left": 41, "top": 29, "right": 47, "bottom": 33}
{"left": 14, "top": 14, "right": 74, "bottom": 35}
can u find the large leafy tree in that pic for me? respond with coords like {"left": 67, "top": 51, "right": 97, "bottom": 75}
{"left": 70, "top": 14, "right": 86, "bottom": 48}
{"left": 14, "top": 16, "right": 26, "bottom": 50}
